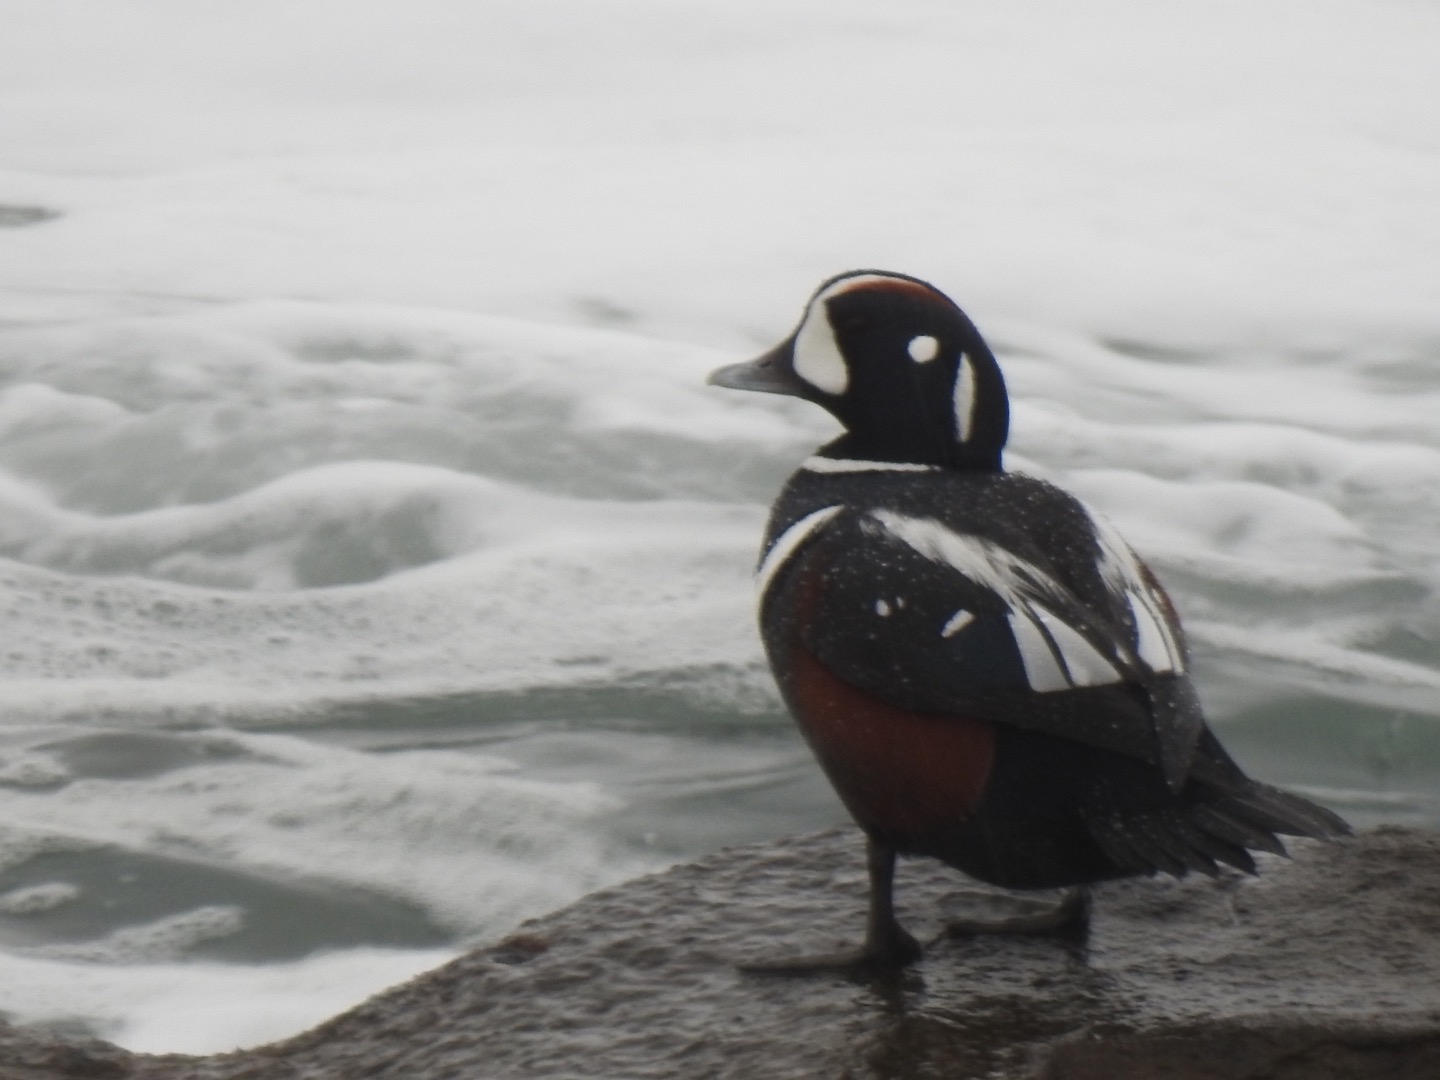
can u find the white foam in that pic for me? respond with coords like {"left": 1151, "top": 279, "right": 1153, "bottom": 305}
{"left": 1, "top": 2, "right": 1436, "bottom": 347}
{"left": 0, "top": 946, "right": 455, "bottom": 1054}
{"left": 40, "top": 907, "right": 248, "bottom": 964}
{"left": 0, "top": 729, "right": 649, "bottom": 937}
{"left": 0, "top": 881, "right": 81, "bottom": 915}
{"left": 1064, "top": 468, "right": 1391, "bottom": 593}
{"left": 0, "top": 440, "right": 767, "bottom": 719}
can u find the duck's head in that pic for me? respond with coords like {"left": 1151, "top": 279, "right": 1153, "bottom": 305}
{"left": 708, "top": 270, "right": 1008, "bottom": 470}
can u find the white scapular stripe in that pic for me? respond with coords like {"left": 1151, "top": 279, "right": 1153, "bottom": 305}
{"left": 1009, "top": 613, "right": 1070, "bottom": 693}
{"left": 1087, "top": 508, "right": 1184, "bottom": 673}
{"left": 952, "top": 354, "right": 976, "bottom": 442}
{"left": 801, "top": 456, "right": 940, "bottom": 474}
{"left": 1089, "top": 512, "right": 1149, "bottom": 594}
{"left": 1030, "top": 604, "right": 1123, "bottom": 687}
{"left": 754, "top": 505, "right": 844, "bottom": 603}
{"left": 873, "top": 509, "right": 1128, "bottom": 693}
{"left": 941, "top": 609, "right": 975, "bottom": 638}
{"left": 1127, "top": 591, "right": 1183, "bottom": 673}
{"left": 870, "top": 509, "right": 1063, "bottom": 610}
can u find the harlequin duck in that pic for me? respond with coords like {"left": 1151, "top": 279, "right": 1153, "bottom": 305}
{"left": 709, "top": 270, "right": 1350, "bottom": 968}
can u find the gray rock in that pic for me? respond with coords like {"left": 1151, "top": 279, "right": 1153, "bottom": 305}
{"left": 3, "top": 826, "right": 1438, "bottom": 1079}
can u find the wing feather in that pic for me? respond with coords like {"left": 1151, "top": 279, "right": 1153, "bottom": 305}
{"left": 757, "top": 501, "right": 1204, "bottom": 778}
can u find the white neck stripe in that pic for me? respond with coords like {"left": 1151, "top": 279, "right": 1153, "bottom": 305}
{"left": 801, "top": 456, "right": 940, "bottom": 474}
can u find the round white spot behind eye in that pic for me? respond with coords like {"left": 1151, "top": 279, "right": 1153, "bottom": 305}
{"left": 907, "top": 335, "right": 939, "bottom": 363}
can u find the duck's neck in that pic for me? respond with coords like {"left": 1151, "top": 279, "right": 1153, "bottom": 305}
{"left": 816, "top": 433, "right": 1003, "bottom": 473}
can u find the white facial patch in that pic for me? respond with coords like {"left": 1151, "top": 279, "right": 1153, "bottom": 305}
{"left": 791, "top": 302, "right": 849, "bottom": 396}
{"left": 953, "top": 353, "right": 976, "bottom": 442}
{"left": 789, "top": 273, "right": 924, "bottom": 396}
{"left": 907, "top": 335, "right": 939, "bottom": 363}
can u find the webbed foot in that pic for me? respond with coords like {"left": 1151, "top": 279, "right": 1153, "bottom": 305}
{"left": 739, "top": 920, "right": 922, "bottom": 974}
{"left": 940, "top": 885, "right": 1090, "bottom": 939}
{"left": 738, "top": 837, "right": 924, "bottom": 973}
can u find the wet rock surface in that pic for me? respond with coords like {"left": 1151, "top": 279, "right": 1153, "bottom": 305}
{"left": 3, "top": 826, "right": 1438, "bottom": 1079}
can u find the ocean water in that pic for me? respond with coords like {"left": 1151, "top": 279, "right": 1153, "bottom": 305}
{"left": 1, "top": 0, "right": 1438, "bottom": 1055}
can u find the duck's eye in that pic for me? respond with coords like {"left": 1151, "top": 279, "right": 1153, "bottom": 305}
{"left": 907, "top": 335, "right": 940, "bottom": 363}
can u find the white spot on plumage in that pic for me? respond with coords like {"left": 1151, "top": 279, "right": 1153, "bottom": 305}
{"left": 941, "top": 609, "right": 975, "bottom": 638}
{"left": 907, "top": 335, "right": 939, "bottom": 363}
{"left": 952, "top": 354, "right": 976, "bottom": 443}
{"left": 875, "top": 598, "right": 892, "bottom": 617}
{"left": 755, "top": 505, "right": 843, "bottom": 606}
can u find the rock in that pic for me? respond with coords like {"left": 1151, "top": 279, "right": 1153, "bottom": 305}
{"left": 0, "top": 1024, "right": 135, "bottom": 1080}
{"left": 2, "top": 827, "right": 1438, "bottom": 1079}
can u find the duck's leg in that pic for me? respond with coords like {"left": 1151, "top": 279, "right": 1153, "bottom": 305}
{"left": 857, "top": 837, "right": 923, "bottom": 965}
{"left": 739, "top": 836, "right": 922, "bottom": 973}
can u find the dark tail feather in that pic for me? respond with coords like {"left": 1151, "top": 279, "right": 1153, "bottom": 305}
{"left": 1134, "top": 814, "right": 1222, "bottom": 877}
{"left": 1222, "top": 782, "right": 1351, "bottom": 841}
{"left": 1167, "top": 815, "right": 1257, "bottom": 875}
{"left": 1086, "top": 782, "right": 1348, "bottom": 881}
{"left": 1087, "top": 815, "right": 1164, "bottom": 877}
{"left": 1185, "top": 728, "right": 1350, "bottom": 842}
{"left": 1178, "top": 780, "right": 1350, "bottom": 876}
{"left": 1086, "top": 807, "right": 1251, "bottom": 878}
{"left": 1186, "top": 803, "right": 1288, "bottom": 858}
